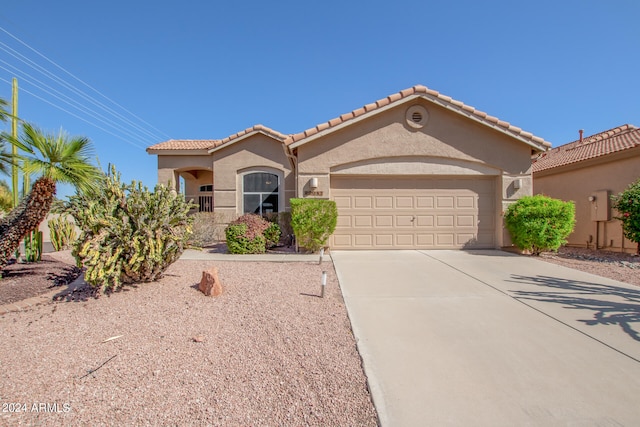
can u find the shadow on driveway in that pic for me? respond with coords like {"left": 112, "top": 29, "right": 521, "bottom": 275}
{"left": 508, "top": 274, "right": 640, "bottom": 342}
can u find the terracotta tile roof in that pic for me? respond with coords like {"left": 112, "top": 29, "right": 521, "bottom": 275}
{"left": 146, "top": 125, "right": 288, "bottom": 153}
{"left": 210, "top": 124, "right": 288, "bottom": 150}
{"left": 285, "top": 84, "right": 551, "bottom": 150}
{"left": 146, "top": 139, "right": 217, "bottom": 151}
{"left": 532, "top": 124, "right": 640, "bottom": 173}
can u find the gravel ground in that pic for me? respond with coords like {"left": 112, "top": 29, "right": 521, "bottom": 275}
{"left": 0, "top": 259, "right": 378, "bottom": 426}
{"left": 539, "top": 246, "right": 640, "bottom": 287}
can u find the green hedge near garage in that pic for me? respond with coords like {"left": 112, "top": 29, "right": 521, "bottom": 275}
{"left": 290, "top": 198, "right": 337, "bottom": 253}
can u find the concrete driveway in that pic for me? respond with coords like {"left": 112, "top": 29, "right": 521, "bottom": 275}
{"left": 332, "top": 250, "right": 640, "bottom": 426}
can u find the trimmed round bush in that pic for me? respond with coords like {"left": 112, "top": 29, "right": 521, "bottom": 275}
{"left": 504, "top": 195, "right": 575, "bottom": 255}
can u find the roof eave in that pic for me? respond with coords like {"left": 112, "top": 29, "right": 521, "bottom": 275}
{"left": 288, "top": 93, "right": 550, "bottom": 152}
{"left": 146, "top": 149, "right": 212, "bottom": 156}
{"left": 208, "top": 130, "right": 285, "bottom": 154}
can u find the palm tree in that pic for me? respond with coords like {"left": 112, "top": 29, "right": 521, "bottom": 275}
{"left": 0, "top": 123, "right": 102, "bottom": 269}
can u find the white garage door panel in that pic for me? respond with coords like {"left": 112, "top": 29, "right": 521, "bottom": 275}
{"left": 331, "top": 176, "right": 495, "bottom": 249}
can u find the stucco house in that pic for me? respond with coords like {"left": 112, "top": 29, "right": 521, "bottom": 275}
{"left": 147, "top": 85, "right": 550, "bottom": 250}
{"left": 533, "top": 124, "right": 640, "bottom": 253}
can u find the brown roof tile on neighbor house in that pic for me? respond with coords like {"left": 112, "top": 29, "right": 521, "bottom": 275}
{"left": 285, "top": 84, "right": 551, "bottom": 149}
{"left": 146, "top": 139, "right": 218, "bottom": 151}
{"left": 532, "top": 124, "right": 640, "bottom": 173}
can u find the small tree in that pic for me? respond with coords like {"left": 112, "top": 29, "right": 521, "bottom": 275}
{"left": 612, "top": 178, "right": 640, "bottom": 254}
{"left": 290, "top": 198, "right": 337, "bottom": 252}
{"left": 504, "top": 195, "right": 575, "bottom": 256}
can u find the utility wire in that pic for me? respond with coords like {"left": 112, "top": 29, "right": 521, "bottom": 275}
{"left": 0, "top": 25, "right": 171, "bottom": 148}
{"left": 0, "top": 26, "right": 171, "bottom": 140}
{"left": 0, "top": 40, "right": 165, "bottom": 143}
{"left": 0, "top": 76, "right": 147, "bottom": 150}
{"left": 0, "top": 61, "right": 155, "bottom": 147}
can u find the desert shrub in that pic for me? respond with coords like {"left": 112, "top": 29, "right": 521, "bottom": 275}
{"left": 264, "top": 222, "right": 281, "bottom": 248}
{"left": 63, "top": 165, "right": 195, "bottom": 292}
{"left": 504, "top": 195, "right": 575, "bottom": 256}
{"left": 48, "top": 216, "right": 77, "bottom": 251}
{"left": 264, "top": 212, "right": 293, "bottom": 239}
{"left": 188, "top": 212, "right": 220, "bottom": 248}
{"left": 612, "top": 178, "right": 640, "bottom": 254}
{"left": 225, "top": 213, "right": 281, "bottom": 254}
{"left": 290, "top": 198, "right": 337, "bottom": 252}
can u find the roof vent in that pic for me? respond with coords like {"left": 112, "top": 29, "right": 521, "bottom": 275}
{"left": 579, "top": 129, "right": 584, "bottom": 142}
{"left": 406, "top": 105, "right": 429, "bottom": 130}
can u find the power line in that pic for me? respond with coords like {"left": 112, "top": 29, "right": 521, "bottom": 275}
{"left": 0, "top": 61, "right": 155, "bottom": 147}
{"left": 0, "top": 25, "right": 171, "bottom": 149}
{"left": 0, "top": 76, "right": 147, "bottom": 150}
{"left": 0, "top": 39, "right": 166, "bottom": 143}
{"left": 0, "top": 26, "right": 171, "bottom": 140}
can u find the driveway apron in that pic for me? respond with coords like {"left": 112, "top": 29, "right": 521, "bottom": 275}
{"left": 332, "top": 250, "right": 640, "bottom": 426}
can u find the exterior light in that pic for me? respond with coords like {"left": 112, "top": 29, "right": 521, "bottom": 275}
{"left": 310, "top": 177, "right": 319, "bottom": 188}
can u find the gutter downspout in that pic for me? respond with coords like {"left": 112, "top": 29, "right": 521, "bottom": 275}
{"left": 283, "top": 142, "right": 299, "bottom": 252}
{"left": 282, "top": 142, "right": 298, "bottom": 198}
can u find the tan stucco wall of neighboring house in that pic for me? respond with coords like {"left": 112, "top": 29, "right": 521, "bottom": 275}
{"left": 212, "top": 133, "right": 294, "bottom": 222}
{"left": 534, "top": 148, "right": 640, "bottom": 253}
{"left": 295, "top": 101, "right": 535, "bottom": 248}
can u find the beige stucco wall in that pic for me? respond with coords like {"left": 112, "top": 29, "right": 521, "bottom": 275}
{"left": 534, "top": 148, "right": 640, "bottom": 253}
{"left": 212, "top": 134, "right": 294, "bottom": 220}
{"left": 295, "top": 100, "right": 537, "bottom": 248}
{"left": 156, "top": 154, "right": 213, "bottom": 191}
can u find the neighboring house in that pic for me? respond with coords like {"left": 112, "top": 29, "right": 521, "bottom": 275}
{"left": 147, "top": 85, "right": 550, "bottom": 250}
{"left": 533, "top": 124, "right": 640, "bottom": 253}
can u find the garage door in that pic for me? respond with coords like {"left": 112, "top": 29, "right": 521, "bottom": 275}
{"left": 331, "top": 176, "right": 495, "bottom": 249}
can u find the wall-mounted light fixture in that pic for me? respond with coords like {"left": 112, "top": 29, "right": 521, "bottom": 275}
{"left": 513, "top": 179, "right": 521, "bottom": 189}
{"left": 588, "top": 195, "right": 596, "bottom": 202}
{"left": 310, "top": 177, "right": 318, "bottom": 188}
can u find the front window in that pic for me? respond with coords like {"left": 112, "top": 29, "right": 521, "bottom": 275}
{"left": 243, "top": 172, "right": 279, "bottom": 214}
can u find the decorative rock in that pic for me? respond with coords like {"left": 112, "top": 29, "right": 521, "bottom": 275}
{"left": 198, "top": 268, "right": 223, "bottom": 297}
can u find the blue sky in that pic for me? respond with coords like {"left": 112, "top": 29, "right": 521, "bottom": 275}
{"left": 0, "top": 0, "right": 638, "bottom": 199}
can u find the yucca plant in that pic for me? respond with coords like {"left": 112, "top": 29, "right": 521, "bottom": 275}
{"left": 64, "top": 165, "right": 194, "bottom": 291}
{"left": 0, "top": 123, "right": 101, "bottom": 270}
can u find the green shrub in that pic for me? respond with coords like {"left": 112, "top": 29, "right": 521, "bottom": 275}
{"left": 63, "top": 165, "right": 194, "bottom": 292}
{"left": 504, "top": 195, "right": 575, "bottom": 255}
{"left": 264, "top": 222, "right": 281, "bottom": 248}
{"left": 264, "top": 212, "right": 293, "bottom": 239}
{"left": 612, "top": 178, "right": 640, "bottom": 254}
{"left": 225, "top": 223, "right": 266, "bottom": 254}
{"left": 48, "top": 216, "right": 77, "bottom": 251}
{"left": 290, "top": 198, "right": 337, "bottom": 252}
{"left": 225, "top": 214, "right": 280, "bottom": 254}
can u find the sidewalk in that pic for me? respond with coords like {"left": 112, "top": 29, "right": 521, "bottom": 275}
{"left": 180, "top": 248, "right": 326, "bottom": 262}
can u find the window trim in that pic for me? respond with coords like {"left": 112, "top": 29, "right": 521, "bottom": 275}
{"left": 239, "top": 168, "right": 284, "bottom": 215}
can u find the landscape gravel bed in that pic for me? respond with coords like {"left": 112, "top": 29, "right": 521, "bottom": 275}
{"left": 539, "top": 246, "right": 640, "bottom": 287}
{"left": 0, "top": 259, "right": 378, "bottom": 426}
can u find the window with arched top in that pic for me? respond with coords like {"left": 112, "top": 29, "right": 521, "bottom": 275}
{"left": 243, "top": 172, "right": 279, "bottom": 214}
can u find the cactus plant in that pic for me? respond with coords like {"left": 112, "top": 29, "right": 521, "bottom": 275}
{"left": 48, "top": 216, "right": 77, "bottom": 251}
{"left": 63, "top": 165, "right": 195, "bottom": 291}
{"left": 23, "top": 230, "right": 42, "bottom": 262}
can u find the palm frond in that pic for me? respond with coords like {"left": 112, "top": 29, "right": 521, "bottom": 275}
{"left": 15, "top": 123, "right": 102, "bottom": 193}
